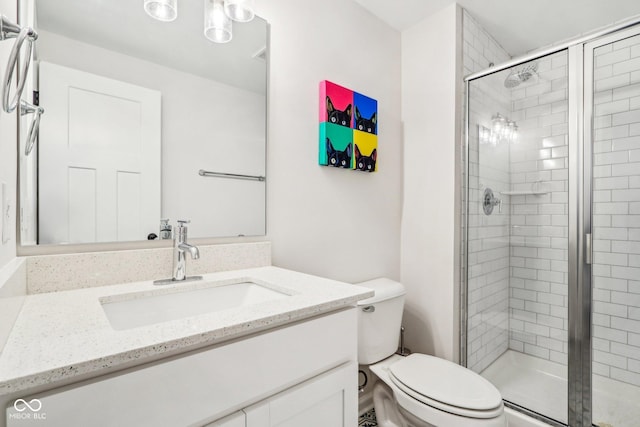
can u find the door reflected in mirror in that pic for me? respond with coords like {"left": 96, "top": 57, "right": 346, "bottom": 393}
{"left": 18, "top": 0, "right": 267, "bottom": 246}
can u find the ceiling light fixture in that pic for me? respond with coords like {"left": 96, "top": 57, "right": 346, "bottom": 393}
{"left": 223, "top": 0, "right": 255, "bottom": 23}
{"left": 480, "top": 114, "right": 519, "bottom": 146}
{"left": 144, "top": 0, "right": 178, "bottom": 22}
{"left": 204, "top": 0, "right": 233, "bottom": 43}
{"left": 144, "top": 0, "right": 255, "bottom": 44}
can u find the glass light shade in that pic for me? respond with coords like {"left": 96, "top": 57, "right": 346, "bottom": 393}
{"left": 224, "top": 0, "right": 255, "bottom": 22}
{"left": 506, "top": 121, "right": 516, "bottom": 140}
{"left": 144, "top": 0, "right": 177, "bottom": 22}
{"left": 205, "top": 0, "right": 232, "bottom": 43}
{"left": 511, "top": 124, "right": 519, "bottom": 142}
{"left": 492, "top": 113, "right": 505, "bottom": 135}
{"left": 479, "top": 125, "right": 490, "bottom": 144}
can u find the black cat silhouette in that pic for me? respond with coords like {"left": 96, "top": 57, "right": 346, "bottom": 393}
{"left": 355, "top": 107, "right": 377, "bottom": 134}
{"left": 355, "top": 145, "right": 376, "bottom": 172}
{"left": 326, "top": 138, "right": 352, "bottom": 168}
{"left": 326, "top": 96, "right": 352, "bottom": 128}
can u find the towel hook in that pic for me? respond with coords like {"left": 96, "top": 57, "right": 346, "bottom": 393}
{"left": 20, "top": 99, "right": 44, "bottom": 156}
{"left": 0, "top": 15, "right": 37, "bottom": 113}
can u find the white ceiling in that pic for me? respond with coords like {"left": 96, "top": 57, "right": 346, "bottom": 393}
{"left": 36, "top": 0, "right": 640, "bottom": 88}
{"left": 353, "top": 0, "right": 640, "bottom": 56}
{"left": 36, "top": 0, "right": 267, "bottom": 94}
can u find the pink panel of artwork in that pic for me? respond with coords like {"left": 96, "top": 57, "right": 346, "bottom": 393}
{"left": 319, "top": 80, "right": 354, "bottom": 128}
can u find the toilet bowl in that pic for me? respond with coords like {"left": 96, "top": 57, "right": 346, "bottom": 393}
{"left": 357, "top": 278, "right": 506, "bottom": 427}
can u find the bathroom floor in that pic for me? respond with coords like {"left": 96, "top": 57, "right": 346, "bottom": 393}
{"left": 358, "top": 408, "right": 377, "bottom": 426}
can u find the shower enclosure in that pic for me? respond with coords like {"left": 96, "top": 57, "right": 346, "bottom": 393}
{"left": 463, "top": 20, "right": 640, "bottom": 427}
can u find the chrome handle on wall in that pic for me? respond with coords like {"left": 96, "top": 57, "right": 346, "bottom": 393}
{"left": 0, "top": 14, "right": 22, "bottom": 40}
{"left": 0, "top": 15, "right": 38, "bottom": 113}
{"left": 20, "top": 99, "right": 44, "bottom": 156}
{"left": 483, "top": 188, "right": 502, "bottom": 216}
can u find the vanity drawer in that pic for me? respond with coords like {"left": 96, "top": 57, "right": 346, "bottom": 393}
{"left": 6, "top": 308, "right": 357, "bottom": 427}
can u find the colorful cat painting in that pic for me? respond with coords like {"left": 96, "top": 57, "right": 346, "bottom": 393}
{"left": 355, "top": 107, "right": 377, "bottom": 134}
{"left": 355, "top": 145, "right": 377, "bottom": 172}
{"left": 326, "top": 96, "right": 352, "bottom": 128}
{"left": 326, "top": 138, "right": 352, "bottom": 168}
{"left": 319, "top": 81, "right": 378, "bottom": 172}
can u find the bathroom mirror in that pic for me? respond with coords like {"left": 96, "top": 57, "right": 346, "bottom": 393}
{"left": 18, "top": 0, "right": 267, "bottom": 247}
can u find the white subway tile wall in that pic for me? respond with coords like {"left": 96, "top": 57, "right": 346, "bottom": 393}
{"left": 508, "top": 51, "right": 570, "bottom": 365}
{"left": 592, "top": 34, "right": 640, "bottom": 387}
{"left": 463, "top": 12, "right": 512, "bottom": 373}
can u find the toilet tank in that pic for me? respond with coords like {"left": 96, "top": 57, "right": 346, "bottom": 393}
{"left": 356, "top": 278, "right": 406, "bottom": 365}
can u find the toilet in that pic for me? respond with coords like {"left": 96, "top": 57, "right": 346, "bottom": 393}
{"left": 357, "top": 278, "right": 506, "bottom": 427}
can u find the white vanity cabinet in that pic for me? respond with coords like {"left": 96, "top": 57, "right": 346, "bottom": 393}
{"left": 5, "top": 308, "right": 358, "bottom": 427}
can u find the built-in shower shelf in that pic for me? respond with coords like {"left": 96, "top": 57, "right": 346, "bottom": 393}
{"left": 500, "top": 190, "right": 549, "bottom": 196}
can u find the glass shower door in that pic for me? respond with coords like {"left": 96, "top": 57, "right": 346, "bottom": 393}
{"left": 466, "top": 20, "right": 640, "bottom": 427}
{"left": 587, "top": 26, "right": 640, "bottom": 427}
{"left": 466, "top": 50, "right": 570, "bottom": 425}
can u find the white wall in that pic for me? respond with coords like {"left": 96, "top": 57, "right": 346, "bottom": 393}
{"left": 0, "top": 0, "right": 18, "bottom": 270}
{"left": 36, "top": 30, "right": 266, "bottom": 239}
{"left": 400, "top": 4, "right": 462, "bottom": 361}
{"left": 255, "top": 0, "right": 403, "bottom": 283}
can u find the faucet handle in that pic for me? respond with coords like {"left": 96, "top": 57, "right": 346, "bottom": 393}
{"left": 175, "top": 220, "right": 190, "bottom": 240}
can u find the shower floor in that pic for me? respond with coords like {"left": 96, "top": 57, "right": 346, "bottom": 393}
{"left": 482, "top": 350, "right": 640, "bottom": 427}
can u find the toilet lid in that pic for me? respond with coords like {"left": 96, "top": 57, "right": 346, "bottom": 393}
{"left": 389, "top": 354, "right": 502, "bottom": 412}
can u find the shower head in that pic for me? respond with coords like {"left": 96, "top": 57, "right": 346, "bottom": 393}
{"left": 504, "top": 62, "right": 538, "bottom": 88}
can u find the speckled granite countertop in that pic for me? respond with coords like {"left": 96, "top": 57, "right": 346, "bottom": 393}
{"left": 0, "top": 266, "right": 372, "bottom": 395}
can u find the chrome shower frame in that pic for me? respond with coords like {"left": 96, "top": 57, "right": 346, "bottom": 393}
{"left": 461, "top": 14, "right": 640, "bottom": 427}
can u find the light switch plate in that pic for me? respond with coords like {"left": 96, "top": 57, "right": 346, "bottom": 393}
{"left": 0, "top": 183, "right": 3, "bottom": 242}
{"left": 1, "top": 182, "right": 9, "bottom": 244}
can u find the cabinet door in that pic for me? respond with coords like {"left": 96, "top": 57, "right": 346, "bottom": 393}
{"left": 244, "top": 362, "right": 357, "bottom": 427}
{"left": 204, "top": 411, "right": 245, "bottom": 427}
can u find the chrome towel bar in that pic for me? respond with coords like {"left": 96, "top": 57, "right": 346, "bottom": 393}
{"left": 198, "top": 169, "right": 265, "bottom": 182}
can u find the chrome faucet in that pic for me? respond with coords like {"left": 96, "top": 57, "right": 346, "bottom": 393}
{"left": 153, "top": 220, "right": 202, "bottom": 285}
{"left": 172, "top": 220, "right": 200, "bottom": 281}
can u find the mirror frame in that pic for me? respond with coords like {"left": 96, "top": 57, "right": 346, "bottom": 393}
{"left": 15, "top": 1, "right": 270, "bottom": 255}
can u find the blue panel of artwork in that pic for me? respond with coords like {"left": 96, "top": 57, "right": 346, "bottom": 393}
{"left": 353, "top": 92, "right": 378, "bottom": 135}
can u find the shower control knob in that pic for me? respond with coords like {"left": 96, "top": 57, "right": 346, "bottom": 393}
{"left": 483, "top": 188, "right": 502, "bottom": 216}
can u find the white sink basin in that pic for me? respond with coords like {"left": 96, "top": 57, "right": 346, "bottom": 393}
{"left": 101, "top": 280, "right": 290, "bottom": 330}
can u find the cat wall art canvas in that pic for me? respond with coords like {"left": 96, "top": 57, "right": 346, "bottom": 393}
{"left": 319, "top": 80, "right": 378, "bottom": 172}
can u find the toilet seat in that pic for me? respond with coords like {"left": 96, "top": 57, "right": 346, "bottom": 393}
{"left": 388, "top": 354, "right": 503, "bottom": 419}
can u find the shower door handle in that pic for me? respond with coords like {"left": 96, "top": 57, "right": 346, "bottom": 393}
{"left": 585, "top": 233, "right": 592, "bottom": 265}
